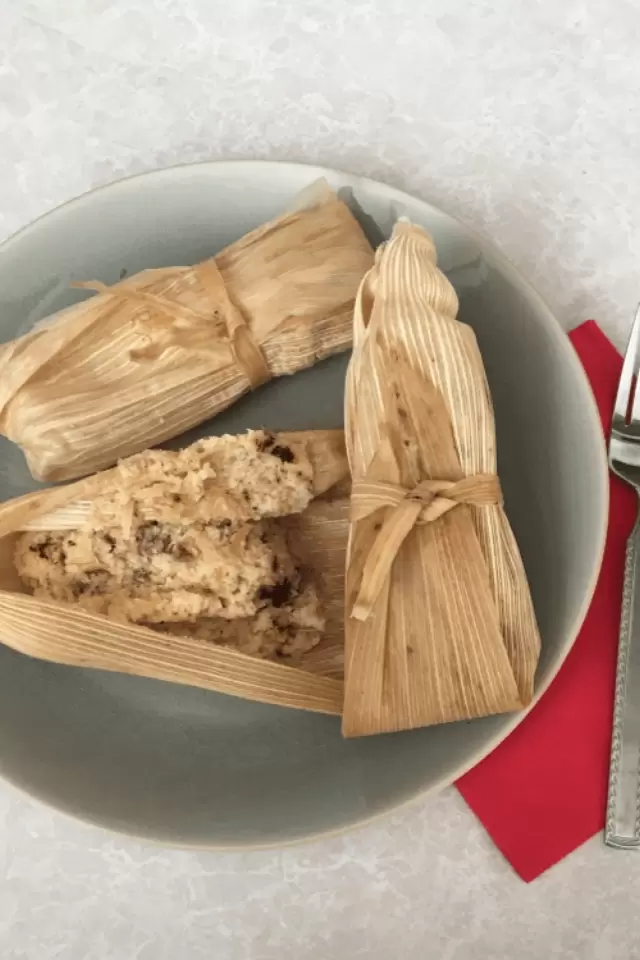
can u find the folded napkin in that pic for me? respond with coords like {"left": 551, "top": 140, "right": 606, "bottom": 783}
{"left": 456, "top": 320, "right": 636, "bottom": 882}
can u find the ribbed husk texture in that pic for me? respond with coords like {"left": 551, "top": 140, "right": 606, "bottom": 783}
{"left": 0, "top": 181, "right": 373, "bottom": 481}
{"left": 342, "top": 222, "right": 541, "bottom": 737}
{"left": 0, "top": 431, "right": 349, "bottom": 715}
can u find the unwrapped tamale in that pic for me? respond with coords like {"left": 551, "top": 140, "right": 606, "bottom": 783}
{"left": 0, "top": 181, "right": 373, "bottom": 481}
{"left": 343, "top": 222, "right": 541, "bottom": 737}
{"left": 0, "top": 429, "right": 349, "bottom": 714}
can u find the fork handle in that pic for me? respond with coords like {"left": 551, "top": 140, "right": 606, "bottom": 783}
{"left": 606, "top": 508, "right": 640, "bottom": 847}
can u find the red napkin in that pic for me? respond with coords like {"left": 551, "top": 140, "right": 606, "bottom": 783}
{"left": 456, "top": 320, "right": 636, "bottom": 882}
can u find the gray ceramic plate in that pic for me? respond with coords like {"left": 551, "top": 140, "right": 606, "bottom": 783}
{"left": 0, "top": 162, "right": 608, "bottom": 847}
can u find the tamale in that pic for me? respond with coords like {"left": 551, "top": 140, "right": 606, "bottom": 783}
{"left": 0, "top": 181, "right": 373, "bottom": 481}
{"left": 343, "top": 222, "right": 541, "bottom": 737}
{"left": 0, "top": 430, "right": 349, "bottom": 714}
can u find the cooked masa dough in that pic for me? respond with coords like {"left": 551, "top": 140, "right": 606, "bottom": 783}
{"left": 156, "top": 574, "right": 325, "bottom": 662}
{"left": 14, "top": 430, "right": 326, "bottom": 662}
{"left": 93, "top": 429, "right": 316, "bottom": 530}
{"left": 16, "top": 520, "right": 300, "bottom": 623}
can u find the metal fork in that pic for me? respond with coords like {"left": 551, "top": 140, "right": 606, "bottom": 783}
{"left": 607, "top": 304, "right": 640, "bottom": 848}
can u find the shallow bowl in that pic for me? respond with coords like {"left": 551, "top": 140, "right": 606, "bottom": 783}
{"left": 0, "top": 161, "right": 608, "bottom": 847}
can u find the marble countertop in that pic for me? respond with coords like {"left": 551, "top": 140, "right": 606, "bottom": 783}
{"left": 1, "top": 2, "right": 639, "bottom": 958}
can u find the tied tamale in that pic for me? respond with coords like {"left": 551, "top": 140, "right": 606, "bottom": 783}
{"left": 0, "top": 430, "right": 349, "bottom": 714}
{"left": 343, "top": 222, "right": 541, "bottom": 737}
{"left": 0, "top": 181, "right": 373, "bottom": 482}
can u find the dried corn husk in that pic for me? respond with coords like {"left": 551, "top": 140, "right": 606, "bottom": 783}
{"left": 281, "top": 499, "right": 348, "bottom": 680}
{"left": 343, "top": 222, "right": 541, "bottom": 737}
{"left": 0, "top": 431, "right": 349, "bottom": 713}
{"left": 0, "top": 181, "right": 373, "bottom": 482}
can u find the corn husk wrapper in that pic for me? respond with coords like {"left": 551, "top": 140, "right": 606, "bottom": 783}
{"left": 280, "top": 498, "right": 347, "bottom": 681}
{"left": 0, "top": 431, "right": 349, "bottom": 714}
{"left": 343, "top": 222, "right": 541, "bottom": 737}
{"left": 0, "top": 181, "right": 373, "bottom": 482}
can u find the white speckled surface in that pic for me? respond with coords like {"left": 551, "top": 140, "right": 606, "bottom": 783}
{"left": 0, "top": 1, "right": 639, "bottom": 957}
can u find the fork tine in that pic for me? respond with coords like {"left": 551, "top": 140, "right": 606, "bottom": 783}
{"left": 614, "top": 303, "right": 640, "bottom": 424}
{"left": 629, "top": 305, "right": 640, "bottom": 424}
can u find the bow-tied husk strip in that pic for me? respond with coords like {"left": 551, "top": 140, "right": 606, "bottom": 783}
{"left": 349, "top": 473, "right": 502, "bottom": 622}
{"left": 73, "top": 255, "right": 271, "bottom": 388}
{"left": 342, "top": 221, "right": 541, "bottom": 737}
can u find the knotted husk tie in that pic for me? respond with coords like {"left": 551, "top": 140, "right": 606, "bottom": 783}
{"left": 73, "top": 255, "right": 271, "bottom": 389}
{"left": 349, "top": 473, "right": 502, "bottom": 621}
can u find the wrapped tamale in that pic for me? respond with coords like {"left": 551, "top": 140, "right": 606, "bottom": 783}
{"left": 343, "top": 222, "right": 541, "bottom": 737}
{"left": 0, "top": 430, "right": 349, "bottom": 714}
{"left": 0, "top": 181, "right": 373, "bottom": 481}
